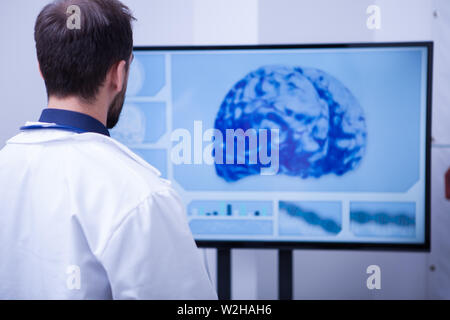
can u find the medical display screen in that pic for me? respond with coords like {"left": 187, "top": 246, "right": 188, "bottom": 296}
{"left": 110, "top": 43, "right": 431, "bottom": 249}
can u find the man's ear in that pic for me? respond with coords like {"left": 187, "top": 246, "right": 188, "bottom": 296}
{"left": 38, "top": 62, "right": 44, "bottom": 80}
{"left": 109, "top": 60, "right": 127, "bottom": 94}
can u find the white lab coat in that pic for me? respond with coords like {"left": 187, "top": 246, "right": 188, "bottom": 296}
{"left": 0, "top": 123, "right": 217, "bottom": 300}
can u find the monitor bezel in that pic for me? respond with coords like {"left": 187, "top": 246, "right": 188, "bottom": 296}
{"left": 133, "top": 42, "right": 432, "bottom": 251}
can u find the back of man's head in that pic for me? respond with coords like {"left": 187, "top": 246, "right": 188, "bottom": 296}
{"left": 35, "top": 0, "right": 135, "bottom": 102}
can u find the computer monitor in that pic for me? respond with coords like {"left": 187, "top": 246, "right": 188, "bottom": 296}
{"left": 111, "top": 42, "right": 432, "bottom": 250}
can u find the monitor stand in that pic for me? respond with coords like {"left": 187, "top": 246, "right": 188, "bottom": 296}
{"left": 217, "top": 248, "right": 231, "bottom": 300}
{"left": 216, "top": 248, "right": 293, "bottom": 300}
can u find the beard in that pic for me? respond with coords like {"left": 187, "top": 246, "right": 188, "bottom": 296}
{"left": 106, "top": 82, "right": 127, "bottom": 129}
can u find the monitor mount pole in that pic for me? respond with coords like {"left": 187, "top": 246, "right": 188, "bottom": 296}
{"left": 216, "top": 248, "right": 294, "bottom": 300}
{"left": 278, "top": 249, "right": 293, "bottom": 300}
{"left": 217, "top": 248, "right": 231, "bottom": 300}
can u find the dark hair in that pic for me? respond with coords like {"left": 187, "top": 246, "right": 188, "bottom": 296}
{"left": 35, "top": 0, "right": 135, "bottom": 101}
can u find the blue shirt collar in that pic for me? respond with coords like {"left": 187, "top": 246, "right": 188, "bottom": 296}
{"left": 38, "top": 108, "right": 110, "bottom": 137}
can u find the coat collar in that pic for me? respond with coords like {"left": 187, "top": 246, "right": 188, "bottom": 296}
{"left": 38, "top": 108, "right": 110, "bottom": 137}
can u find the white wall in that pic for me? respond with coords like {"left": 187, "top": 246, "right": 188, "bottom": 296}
{"left": 0, "top": 1, "right": 47, "bottom": 147}
{"left": 431, "top": 0, "right": 450, "bottom": 144}
{"left": 427, "top": 0, "right": 450, "bottom": 299}
{"left": 1, "top": 0, "right": 448, "bottom": 300}
{"left": 257, "top": 0, "right": 434, "bottom": 300}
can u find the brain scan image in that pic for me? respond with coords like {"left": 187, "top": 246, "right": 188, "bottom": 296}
{"left": 214, "top": 65, "right": 367, "bottom": 182}
{"left": 126, "top": 57, "right": 145, "bottom": 97}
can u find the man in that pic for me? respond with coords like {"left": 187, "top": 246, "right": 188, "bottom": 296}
{"left": 0, "top": 0, "right": 217, "bottom": 299}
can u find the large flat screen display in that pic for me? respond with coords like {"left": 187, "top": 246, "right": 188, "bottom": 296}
{"left": 111, "top": 42, "right": 432, "bottom": 250}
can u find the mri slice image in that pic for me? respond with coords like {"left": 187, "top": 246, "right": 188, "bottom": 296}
{"left": 350, "top": 202, "right": 416, "bottom": 238}
{"left": 111, "top": 102, "right": 166, "bottom": 145}
{"left": 214, "top": 65, "right": 367, "bottom": 182}
{"left": 279, "top": 201, "right": 342, "bottom": 236}
{"left": 111, "top": 103, "right": 146, "bottom": 144}
{"left": 125, "top": 54, "right": 166, "bottom": 97}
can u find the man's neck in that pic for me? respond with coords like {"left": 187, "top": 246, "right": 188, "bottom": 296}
{"left": 47, "top": 96, "right": 107, "bottom": 127}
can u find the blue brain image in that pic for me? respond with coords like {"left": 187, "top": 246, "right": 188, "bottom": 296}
{"left": 214, "top": 65, "right": 367, "bottom": 182}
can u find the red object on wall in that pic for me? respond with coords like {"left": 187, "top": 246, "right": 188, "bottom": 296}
{"left": 446, "top": 168, "right": 450, "bottom": 200}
